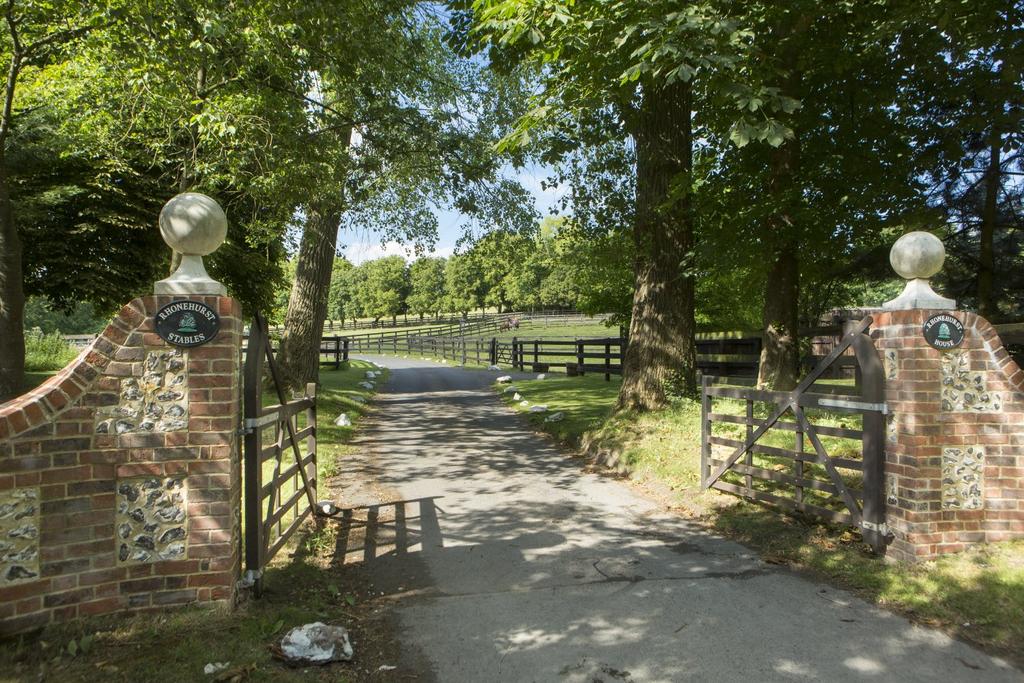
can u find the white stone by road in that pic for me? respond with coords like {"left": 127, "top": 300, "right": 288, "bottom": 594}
{"left": 344, "top": 355, "right": 1019, "bottom": 682}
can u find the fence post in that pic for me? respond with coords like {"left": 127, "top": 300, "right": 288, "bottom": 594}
{"left": 490, "top": 337, "right": 497, "bottom": 365}
{"left": 343, "top": 339, "right": 349, "bottom": 361}
{"left": 305, "top": 383, "right": 317, "bottom": 494}
{"left": 577, "top": 341, "right": 585, "bottom": 377}
{"left": 333, "top": 337, "right": 340, "bottom": 370}
{"left": 853, "top": 327, "right": 887, "bottom": 555}
{"left": 534, "top": 340, "right": 539, "bottom": 368}
{"left": 598, "top": 339, "right": 606, "bottom": 382}
{"left": 700, "top": 375, "right": 710, "bottom": 490}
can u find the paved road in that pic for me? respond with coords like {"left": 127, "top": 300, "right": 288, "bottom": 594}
{"left": 342, "top": 356, "right": 1019, "bottom": 682}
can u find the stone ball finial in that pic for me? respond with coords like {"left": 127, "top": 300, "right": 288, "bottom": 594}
{"left": 882, "top": 230, "right": 955, "bottom": 311}
{"left": 889, "top": 230, "right": 945, "bottom": 280}
{"left": 154, "top": 192, "right": 228, "bottom": 296}
{"left": 158, "top": 192, "right": 228, "bottom": 257}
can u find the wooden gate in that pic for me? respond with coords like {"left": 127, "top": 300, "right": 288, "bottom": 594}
{"left": 700, "top": 317, "right": 890, "bottom": 553}
{"left": 242, "top": 313, "right": 318, "bottom": 595}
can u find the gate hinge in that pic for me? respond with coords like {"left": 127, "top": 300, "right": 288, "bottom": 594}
{"left": 817, "top": 398, "right": 889, "bottom": 414}
{"left": 237, "top": 413, "right": 279, "bottom": 436}
{"left": 861, "top": 520, "right": 893, "bottom": 538}
{"left": 238, "top": 569, "right": 262, "bottom": 590}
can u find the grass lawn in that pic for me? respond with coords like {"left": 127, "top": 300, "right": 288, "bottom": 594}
{"left": 499, "top": 374, "right": 1024, "bottom": 664}
{"left": 0, "top": 361, "right": 397, "bottom": 683}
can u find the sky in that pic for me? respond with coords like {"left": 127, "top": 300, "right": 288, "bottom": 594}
{"left": 337, "top": 163, "right": 566, "bottom": 265}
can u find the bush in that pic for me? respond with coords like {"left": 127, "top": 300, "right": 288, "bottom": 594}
{"left": 24, "top": 328, "right": 79, "bottom": 372}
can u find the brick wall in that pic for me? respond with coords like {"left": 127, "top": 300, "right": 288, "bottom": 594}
{"left": 873, "top": 310, "right": 1024, "bottom": 562}
{"left": 0, "top": 296, "right": 242, "bottom": 635}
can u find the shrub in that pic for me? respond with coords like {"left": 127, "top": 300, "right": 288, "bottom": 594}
{"left": 24, "top": 328, "right": 79, "bottom": 372}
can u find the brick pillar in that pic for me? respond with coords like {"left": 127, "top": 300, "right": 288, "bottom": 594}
{"left": 0, "top": 295, "right": 242, "bottom": 635}
{"left": 872, "top": 310, "right": 1024, "bottom": 562}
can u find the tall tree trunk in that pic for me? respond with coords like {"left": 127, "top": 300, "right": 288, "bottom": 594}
{"left": 0, "top": 162, "right": 24, "bottom": 400}
{"left": 758, "top": 239, "right": 800, "bottom": 389}
{"left": 0, "top": 43, "right": 23, "bottom": 400}
{"left": 757, "top": 140, "right": 802, "bottom": 390}
{"left": 276, "top": 203, "right": 345, "bottom": 389}
{"left": 617, "top": 78, "right": 697, "bottom": 411}
{"left": 978, "top": 135, "right": 1000, "bottom": 319}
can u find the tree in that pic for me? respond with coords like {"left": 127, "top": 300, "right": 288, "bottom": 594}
{"left": 444, "top": 253, "right": 485, "bottom": 315}
{"left": 896, "top": 0, "right": 1024, "bottom": 320}
{"left": 356, "top": 256, "right": 410, "bottom": 324}
{"left": 0, "top": 1, "right": 117, "bottom": 398}
{"left": 407, "top": 257, "right": 447, "bottom": 319}
{"left": 469, "top": 230, "right": 533, "bottom": 312}
{"left": 326, "top": 257, "right": 356, "bottom": 323}
{"left": 275, "top": 3, "right": 535, "bottom": 388}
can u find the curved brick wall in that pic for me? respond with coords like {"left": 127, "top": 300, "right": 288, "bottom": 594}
{"left": 0, "top": 296, "right": 241, "bottom": 635}
{"left": 873, "top": 310, "right": 1024, "bottom": 562}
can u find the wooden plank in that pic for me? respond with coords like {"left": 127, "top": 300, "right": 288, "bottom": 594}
{"left": 242, "top": 314, "right": 265, "bottom": 587}
{"left": 705, "top": 385, "right": 789, "bottom": 402}
{"left": 707, "top": 412, "right": 861, "bottom": 440}
{"left": 261, "top": 453, "right": 316, "bottom": 497}
{"left": 264, "top": 486, "right": 307, "bottom": 529}
{"left": 264, "top": 505, "right": 312, "bottom": 564}
{"left": 709, "top": 435, "right": 864, "bottom": 472}
{"left": 700, "top": 376, "right": 710, "bottom": 487}
{"left": 795, "top": 406, "right": 863, "bottom": 524}
{"left": 708, "top": 459, "right": 841, "bottom": 496}
{"left": 710, "top": 480, "right": 855, "bottom": 524}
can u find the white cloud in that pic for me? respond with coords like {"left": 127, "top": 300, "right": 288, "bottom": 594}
{"left": 342, "top": 241, "right": 455, "bottom": 265}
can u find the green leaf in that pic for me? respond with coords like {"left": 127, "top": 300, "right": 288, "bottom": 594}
{"left": 67, "top": 639, "right": 78, "bottom": 657}
{"left": 344, "top": 593, "right": 356, "bottom": 607}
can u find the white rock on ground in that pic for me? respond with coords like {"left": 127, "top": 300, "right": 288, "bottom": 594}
{"left": 529, "top": 405, "right": 548, "bottom": 413}
{"left": 502, "top": 385, "right": 517, "bottom": 394}
{"left": 513, "top": 393, "right": 522, "bottom": 401}
{"left": 365, "top": 371, "right": 377, "bottom": 379}
{"left": 519, "top": 400, "right": 530, "bottom": 407}
{"left": 276, "top": 622, "right": 353, "bottom": 664}
{"left": 334, "top": 414, "right": 352, "bottom": 427}
{"left": 536, "top": 373, "right": 546, "bottom": 380}
{"left": 488, "top": 364, "right": 502, "bottom": 371}
{"left": 203, "top": 662, "right": 230, "bottom": 675}
{"left": 358, "top": 381, "right": 374, "bottom": 390}
{"left": 545, "top": 412, "right": 565, "bottom": 423}
{"left": 496, "top": 376, "right": 512, "bottom": 383}
{"left": 352, "top": 396, "right": 366, "bottom": 403}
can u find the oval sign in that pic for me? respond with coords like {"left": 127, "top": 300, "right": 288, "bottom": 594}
{"left": 922, "top": 313, "right": 964, "bottom": 350}
{"left": 155, "top": 301, "right": 220, "bottom": 348}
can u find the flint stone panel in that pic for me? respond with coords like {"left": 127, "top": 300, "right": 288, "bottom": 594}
{"left": 0, "top": 487, "right": 40, "bottom": 585}
{"left": 941, "top": 446, "right": 985, "bottom": 510}
{"left": 115, "top": 476, "right": 188, "bottom": 564}
{"left": 96, "top": 349, "right": 189, "bottom": 434}
{"left": 940, "top": 350, "right": 1001, "bottom": 412}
